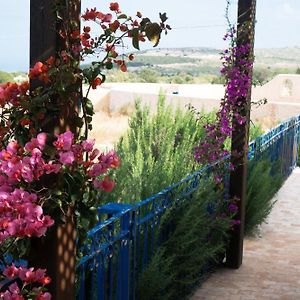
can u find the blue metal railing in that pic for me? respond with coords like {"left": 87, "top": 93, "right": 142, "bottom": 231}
{"left": 77, "top": 114, "right": 300, "bottom": 300}
{"left": 248, "top": 114, "right": 300, "bottom": 173}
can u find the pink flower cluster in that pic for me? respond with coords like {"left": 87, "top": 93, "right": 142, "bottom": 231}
{"left": 0, "top": 134, "right": 55, "bottom": 242}
{"left": 0, "top": 130, "right": 119, "bottom": 243}
{"left": 1, "top": 265, "right": 51, "bottom": 299}
{"left": 0, "top": 189, "right": 54, "bottom": 242}
{"left": 0, "top": 134, "right": 60, "bottom": 186}
{"left": 52, "top": 131, "right": 119, "bottom": 192}
{"left": 0, "top": 81, "right": 29, "bottom": 107}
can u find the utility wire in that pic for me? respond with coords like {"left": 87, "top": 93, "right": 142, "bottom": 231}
{"left": 0, "top": 24, "right": 227, "bottom": 40}
{"left": 172, "top": 24, "right": 226, "bottom": 30}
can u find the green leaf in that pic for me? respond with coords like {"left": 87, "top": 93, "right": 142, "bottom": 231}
{"left": 43, "top": 144, "right": 57, "bottom": 157}
{"left": 131, "top": 28, "right": 140, "bottom": 50}
{"left": 74, "top": 116, "right": 84, "bottom": 128}
{"left": 85, "top": 98, "right": 94, "bottom": 116}
{"left": 145, "top": 23, "right": 162, "bottom": 47}
{"left": 159, "top": 12, "right": 168, "bottom": 23}
{"left": 55, "top": 190, "right": 63, "bottom": 196}
{"left": 106, "top": 61, "right": 113, "bottom": 70}
{"left": 140, "top": 17, "right": 151, "bottom": 30}
{"left": 117, "top": 14, "right": 128, "bottom": 19}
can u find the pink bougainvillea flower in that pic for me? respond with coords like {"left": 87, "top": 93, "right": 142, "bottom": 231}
{"left": 110, "top": 2, "right": 120, "bottom": 12}
{"left": 102, "top": 13, "right": 113, "bottom": 23}
{"left": 91, "top": 77, "right": 102, "bottom": 89}
{"left": 1, "top": 265, "right": 52, "bottom": 299}
{"left": 82, "top": 8, "right": 99, "bottom": 21}
{"left": 43, "top": 161, "right": 61, "bottom": 174}
{"left": 3, "top": 264, "right": 19, "bottom": 278}
{"left": 99, "top": 176, "right": 115, "bottom": 192}
{"left": 89, "top": 149, "right": 100, "bottom": 161}
{"left": 29, "top": 62, "right": 44, "bottom": 79}
{"left": 59, "top": 151, "right": 75, "bottom": 165}
{"left": 99, "top": 151, "right": 120, "bottom": 168}
{"left": 82, "top": 139, "right": 95, "bottom": 152}
{"left": 8, "top": 282, "right": 20, "bottom": 294}
{"left": 0, "top": 189, "right": 54, "bottom": 241}
{"left": 53, "top": 131, "right": 74, "bottom": 151}
{"left": 36, "top": 292, "right": 52, "bottom": 300}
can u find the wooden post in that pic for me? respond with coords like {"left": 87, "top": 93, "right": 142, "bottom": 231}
{"left": 226, "top": 0, "right": 256, "bottom": 269}
{"left": 29, "top": 1, "right": 81, "bottom": 298}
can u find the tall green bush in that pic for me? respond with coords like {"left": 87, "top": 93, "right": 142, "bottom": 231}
{"left": 0, "top": 70, "right": 14, "bottom": 83}
{"left": 101, "top": 94, "right": 215, "bottom": 204}
{"left": 245, "top": 159, "right": 284, "bottom": 235}
{"left": 136, "top": 183, "right": 232, "bottom": 300}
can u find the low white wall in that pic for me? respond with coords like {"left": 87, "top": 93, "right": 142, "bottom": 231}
{"left": 87, "top": 74, "right": 300, "bottom": 123}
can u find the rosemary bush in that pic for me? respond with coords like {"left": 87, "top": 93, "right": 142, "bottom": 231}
{"left": 101, "top": 94, "right": 215, "bottom": 204}
{"left": 245, "top": 159, "right": 284, "bottom": 236}
{"left": 136, "top": 183, "right": 232, "bottom": 300}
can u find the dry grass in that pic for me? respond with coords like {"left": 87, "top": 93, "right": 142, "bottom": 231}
{"left": 252, "top": 114, "right": 279, "bottom": 132}
{"left": 89, "top": 111, "right": 278, "bottom": 152}
{"left": 89, "top": 111, "right": 129, "bottom": 150}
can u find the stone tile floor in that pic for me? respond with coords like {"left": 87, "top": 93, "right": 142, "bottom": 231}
{"left": 190, "top": 168, "right": 300, "bottom": 300}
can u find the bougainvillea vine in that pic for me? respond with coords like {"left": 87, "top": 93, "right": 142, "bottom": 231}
{"left": 0, "top": 1, "right": 170, "bottom": 298}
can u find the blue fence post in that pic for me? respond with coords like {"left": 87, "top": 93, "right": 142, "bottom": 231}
{"left": 130, "top": 209, "right": 137, "bottom": 300}
{"left": 293, "top": 117, "right": 300, "bottom": 167}
{"left": 98, "top": 203, "right": 134, "bottom": 300}
{"left": 118, "top": 210, "right": 131, "bottom": 300}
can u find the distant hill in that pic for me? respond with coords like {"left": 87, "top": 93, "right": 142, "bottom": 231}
{"left": 4, "top": 47, "right": 297, "bottom": 85}
{"left": 128, "top": 47, "right": 300, "bottom": 73}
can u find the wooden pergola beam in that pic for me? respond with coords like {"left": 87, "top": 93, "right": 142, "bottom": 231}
{"left": 226, "top": 0, "right": 257, "bottom": 269}
{"left": 29, "top": 1, "right": 81, "bottom": 298}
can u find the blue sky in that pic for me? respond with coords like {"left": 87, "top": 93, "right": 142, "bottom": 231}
{"left": 0, "top": 0, "right": 300, "bottom": 72}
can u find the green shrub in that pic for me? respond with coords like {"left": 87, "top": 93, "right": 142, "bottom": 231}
{"left": 245, "top": 159, "right": 284, "bottom": 236}
{"left": 101, "top": 94, "right": 216, "bottom": 204}
{"left": 0, "top": 70, "right": 14, "bottom": 83}
{"left": 136, "top": 182, "right": 232, "bottom": 300}
{"left": 94, "top": 94, "right": 286, "bottom": 298}
{"left": 249, "top": 123, "right": 264, "bottom": 141}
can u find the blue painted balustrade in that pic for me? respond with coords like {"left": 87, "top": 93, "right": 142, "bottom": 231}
{"left": 77, "top": 114, "right": 300, "bottom": 300}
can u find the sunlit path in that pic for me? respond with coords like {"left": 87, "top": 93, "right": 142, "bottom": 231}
{"left": 190, "top": 168, "right": 300, "bottom": 300}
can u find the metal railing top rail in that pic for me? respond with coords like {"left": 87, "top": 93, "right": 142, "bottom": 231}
{"left": 248, "top": 114, "right": 300, "bottom": 159}
{"left": 80, "top": 155, "right": 230, "bottom": 244}
{"left": 135, "top": 155, "right": 229, "bottom": 208}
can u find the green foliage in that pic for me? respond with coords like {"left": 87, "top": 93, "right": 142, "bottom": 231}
{"left": 136, "top": 68, "right": 159, "bottom": 83}
{"left": 0, "top": 70, "right": 14, "bottom": 83}
{"left": 245, "top": 160, "right": 284, "bottom": 236}
{"left": 249, "top": 123, "right": 264, "bottom": 142}
{"left": 101, "top": 94, "right": 215, "bottom": 204}
{"left": 101, "top": 47, "right": 300, "bottom": 84}
{"left": 127, "top": 55, "right": 197, "bottom": 66}
{"left": 252, "top": 67, "right": 274, "bottom": 85}
{"left": 136, "top": 183, "right": 231, "bottom": 300}
{"left": 210, "top": 75, "right": 226, "bottom": 84}
{"left": 135, "top": 249, "right": 174, "bottom": 300}
{"left": 101, "top": 94, "right": 264, "bottom": 206}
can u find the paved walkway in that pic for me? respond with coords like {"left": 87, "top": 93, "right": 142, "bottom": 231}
{"left": 190, "top": 168, "right": 300, "bottom": 300}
